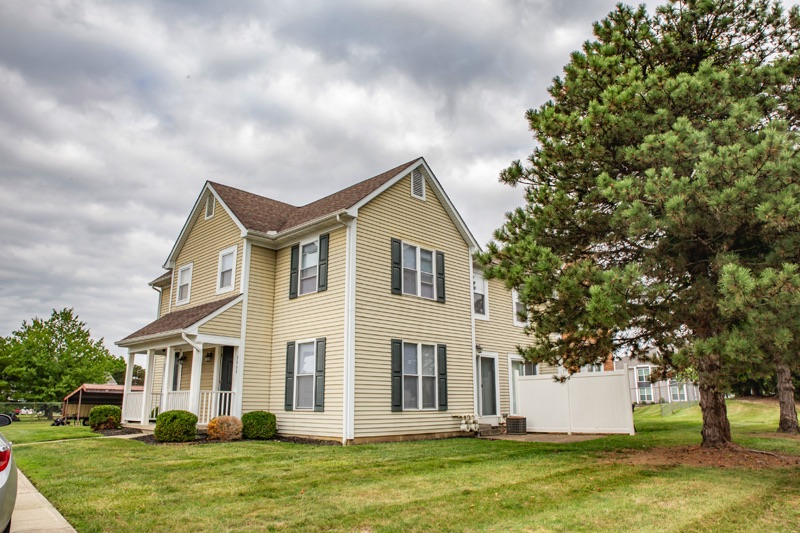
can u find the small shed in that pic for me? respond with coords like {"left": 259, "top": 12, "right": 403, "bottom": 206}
{"left": 63, "top": 384, "right": 143, "bottom": 424}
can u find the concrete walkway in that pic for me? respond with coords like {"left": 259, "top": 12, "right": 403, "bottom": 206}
{"left": 11, "top": 469, "right": 75, "bottom": 533}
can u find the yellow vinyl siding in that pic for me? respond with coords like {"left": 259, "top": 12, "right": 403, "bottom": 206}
{"left": 151, "top": 353, "right": 165, "bottom": 395}
{"left": 269, "top": 227, "right": 346, "bottom": 439}
{"left": 179, "top": 351, "right": 193, "bottom": 390}
{"left": 200, "top": 354, "right": 214, "bottom": 391}
{"left": 158, "top": 284, "right": 171, "bottom": 318}
{"left": 175, "top": 351, "right": 216, "bottom": 391}
{"left": 475, "top": 277, "right": 557, "bottom": 415}
{"left": 198, "top": 302, "right": 243, "bottom": 337}
{"left": 354, "top": 173, "right": 474, "bottom": 438}
{"left": 241, "top": 245, "right": 276, "bottom": 413}
{"left": 172, "top": 192, "right": 243, "bottom": 309}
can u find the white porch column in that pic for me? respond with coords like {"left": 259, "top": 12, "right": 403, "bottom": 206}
{"left": 188, "top": 345, "right": 203, "bottom": 416}
{"left": 139, "top": 349, "right": 156, "bottom": 423}
{"left": 121, "top": 351, "right": 135, "bottom": 422}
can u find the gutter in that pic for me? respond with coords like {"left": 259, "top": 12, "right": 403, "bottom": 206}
{"left": 244, "top": 210, "right": 355, "bottom": 247}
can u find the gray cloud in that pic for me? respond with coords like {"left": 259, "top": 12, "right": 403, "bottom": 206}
{"left": 0, "top": 0, "right": 626, "bottom": 356}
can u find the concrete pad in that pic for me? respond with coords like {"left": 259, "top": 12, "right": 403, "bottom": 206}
{"left": 12, "top": 470, "right": 75, "bottom": 533}
{"left": 481, "top": 433, "right": 606, "bottom": 444}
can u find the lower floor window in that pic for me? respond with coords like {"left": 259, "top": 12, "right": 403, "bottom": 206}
{"left": 403, "top": 342, "right": 437, "bottom": 410}
{"left": 670, "top": 383, "right": 687, "bottom": 402}
{"left": 295, "top": 341, "right": 316, "bottom": 409}
{"left": 638, "top": 385, "right": 653, "bottom": 403}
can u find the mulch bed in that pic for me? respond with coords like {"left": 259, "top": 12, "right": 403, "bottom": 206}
{"left": 131, "top": 434, "right": 341, "bottom": 446}
{"left": 604, "top": 443, "right": 800, "bottom": 469}
{"left": 95, "top": 428, "right": 143, "bottom": 437}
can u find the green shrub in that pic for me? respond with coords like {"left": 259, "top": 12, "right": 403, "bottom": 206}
{"left": 154, "top": 410, "right": 198, "bottom": 442}
{"left": 89, "top": 405, "right": 121, "bottom": 431}
{"left": 207, "top": 415, "right": 243, "bottom": 442}
{"left": 241, "top": 411, "right": 277, "bottom": 440}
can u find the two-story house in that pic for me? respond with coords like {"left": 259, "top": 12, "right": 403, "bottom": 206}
{"left": 117, "top": 158, "right": 547, "bottom": 443}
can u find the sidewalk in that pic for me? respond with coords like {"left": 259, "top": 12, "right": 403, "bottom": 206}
{"left": 12, "top": 469, "right": 75, "bottom": 533}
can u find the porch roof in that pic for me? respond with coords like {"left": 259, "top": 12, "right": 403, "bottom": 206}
{"left": 118, "top": 294, "right": 240, "bottom": 345}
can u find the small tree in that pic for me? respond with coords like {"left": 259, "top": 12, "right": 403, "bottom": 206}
{"left": 479, "top": 0, "right": 800, "bottom": 447}
{"left": 0, "top": 309, "right": 125, "bottom": 405}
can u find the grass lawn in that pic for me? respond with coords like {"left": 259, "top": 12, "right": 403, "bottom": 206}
{"left": 12, "top": 400, "right": 800, "bottom": 532}
{"left": 4, "top": 420, "right": 98, "bottom": 445}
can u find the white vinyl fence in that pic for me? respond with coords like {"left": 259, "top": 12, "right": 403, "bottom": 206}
{"left": 517, "top": 367, "right": 635, "bottom": 435}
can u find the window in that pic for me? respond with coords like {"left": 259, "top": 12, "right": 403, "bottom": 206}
{"left": 205, "top": 195, "right": 215, "bottom": 219}
{"left": 637, "top": 367, "right": 653, "bottom": 403}
{"left": 411, "top": 167, "right": 425, "bottom": 200}
{"left": 284, "top": 338, "right": 326, "bottom": 412}
{"left": 295, "top": 341, "right": 316, "bottom": 409}
{"left": 473, "top": 270, "right": 488, "bottom": 318}
{"left": 582, "top": 363, "right": 603, "bottom": 373}
{"left": 289, "top": 234, "right": 329, "bottom": 299}
{"left": 216, "top": 246, "right": 237, "bottom": 293}
{"left": 402, "top": 243, "right": 435, "bottom": 299}
{"left": 176, "top": 264, "right": 192, "bottom": 305}
{"left": 670, "top": 383, "right": 687, "bottom": 402}
{"left": 391, "top": 339, "right": 447, "bottom": 412}
{"left": 402, "top": 342, "right": 437, "bottom": 410}
{"left": 512, "top": 289, "right": 526, "bottom": 327}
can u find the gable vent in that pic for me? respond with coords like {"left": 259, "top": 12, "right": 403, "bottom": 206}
{"left": 411, "top": 168, "right": 425, "bottom": 200}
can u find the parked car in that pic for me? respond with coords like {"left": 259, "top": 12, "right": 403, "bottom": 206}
{"left": 0, "top": 414, "right": 16, "bottom": 533}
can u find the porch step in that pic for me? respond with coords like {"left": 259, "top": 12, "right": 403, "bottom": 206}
{"left": 122, "top": 423, "right": 155, "bottom": 435}
{"left": 479, "top": 424, "right": 503, "bottom": 437}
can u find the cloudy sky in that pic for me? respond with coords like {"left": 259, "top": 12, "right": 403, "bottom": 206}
{"left": 0, "top": 0, "right": 665, "bottom": 356}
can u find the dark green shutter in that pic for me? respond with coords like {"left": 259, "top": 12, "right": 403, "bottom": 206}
{"left": 437, "top": 344, "right": 448, "bottom": 411}
{"left": 436, "top": 251, "right": 446, "bottom": 303}
{"left": 314, "top": 338, "right": 326, "bottom": 412}
{"left": 391, "top": 238, "right": 402, "bottom": 294}
{"left": 391, "top": 339, "right": 403, "bottom": 411}
{"left": 289, "top": 245, "right": 299, "bottom": 299}
{"left": 317, "top": 233, "right": 329, "bottom": 292}
{"left": 285, "top": 342, "right": 296, "bottom": 411}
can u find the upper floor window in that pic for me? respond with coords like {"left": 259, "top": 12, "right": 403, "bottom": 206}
{"left": 637, "top": 366, "right": 651, "bottom": 384}
{"left": 411, "top": 168, "right": 425, "bottom": 200}
{"left": 216, "top": 245, "right": 237, "bottom": 294}
{"left": 176, "top": 264, "right": 192, "bottom": 305}
{"left": 512, "top": 289, "right": 526, "bottom": 327}
{"left": 473, "top": 270, "right": 488, "bottom": 318}
{"left": 391, "top": 238, "right": 445, "bottom": 303}
{"left": 205, "top": 195, "right": 215, "bottom": 219}
{"left": 289, "top": 234, "right": 329, "bottom": 299}
{"left": 582, "top": 363, "right": 603, "bottom": 373}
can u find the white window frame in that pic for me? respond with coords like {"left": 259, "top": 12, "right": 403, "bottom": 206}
{"left": 581, "top": 363, "right": 604, "bottom": 373}
{"left": 473, "top": 270, "right": 489, "bottom": 320}
{"left": 410, "top": 167, "right": 426, "bottom": 201}
{"left": 205, "top": 195, "right": 215, "bottom": 219}
{"left": 216, "top": 245, "right": 237, "bottom": 294}
{"left": 401, "top": 241, "right": 437, "bottom": 301}
{"left": 401, "top": 341, "right": 438, "bottom": 411}
{"left": 637, "top": 366, "right": 653, "bottom": 403}
{"left": 670, "top": 382, "right": 687, "bottom": 402}
{"left": 298, "top": 236, "right": 320, "bottom": 296}
{"left": 176, "top": 263, "right": 193, "bottom": 305}
{"left": 512, "top": 289, "right": 526, "bottom": 327}
{"left": 294, "top": 338, "right": 317, "bottom": 410}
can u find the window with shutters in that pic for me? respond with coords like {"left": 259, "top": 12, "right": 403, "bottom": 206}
{"left": 410, "top": 167, "right": 425, "bottom": 200}
{"left": 473, "top": 270, "right": 488, "bottom": 318}
{"left": 216, "top": 245, "right": 237, "bottom": 294}
{"left": 176, "top": 263, "right": 192, "bottom": 305}
{"left": 402, "top": 342, "right": 437, "bottom": 410}
{"left": 289, "top": 233, "right": 329, "bottom": 299}
{"left": 285, "top": 338, "right": 326, "bottom": 412}
{"left": 399, "top": 241, "right": 437, "bottom": 300}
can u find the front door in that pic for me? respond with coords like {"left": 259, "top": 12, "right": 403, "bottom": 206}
{"left": 479, "top": 356, "right": 497, "bottom": 417}
{"left": 219, "top": 346, "right": 234, "bottom": 416}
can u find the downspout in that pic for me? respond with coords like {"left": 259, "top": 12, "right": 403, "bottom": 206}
{"left": 337, "top": 213, "right": 357, "bottom": 445}
{"left": 154, "top": 286, "right": 163, "bottom": 319}
{"left": 181, "top": 332, "right": 201, "bottom": 351}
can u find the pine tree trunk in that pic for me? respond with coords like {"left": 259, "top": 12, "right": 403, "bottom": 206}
{"left": 776, "top": 361, "right": 799, "bottom": 434}
{"left": 699, "top": 373, "right": 732, "bottom": 447}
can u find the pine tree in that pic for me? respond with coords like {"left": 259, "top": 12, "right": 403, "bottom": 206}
{"left": 479, "top": 0, "right": 800, "bottom": 447}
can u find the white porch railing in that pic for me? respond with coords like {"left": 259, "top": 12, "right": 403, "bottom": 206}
{"left": 163, "top": 391, "right": 191, "bottom": 412}
{"left": 149, "top": 393, "right": 161, "bottom": 421}
{"left": 198, "top": 391, "right": 235, "bottom": 425}
{"left": 123, "top": 392, "right": 143, "bottom": 422}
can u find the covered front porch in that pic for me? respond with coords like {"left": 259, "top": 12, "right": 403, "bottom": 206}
{"left": 116, "top": 294, "right": 245, "bottom": 428}
{"left": 121, "top": 338, "right": 241, "bottom": 427}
